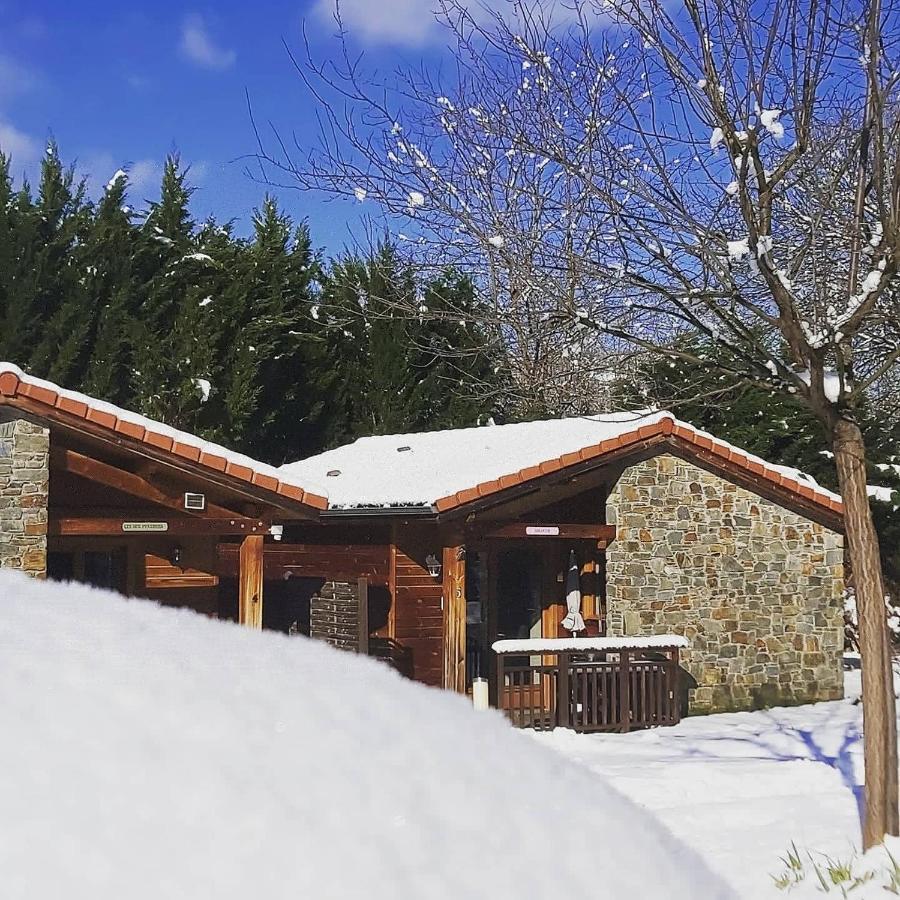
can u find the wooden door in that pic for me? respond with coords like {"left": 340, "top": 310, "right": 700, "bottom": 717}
{"left": 490, "top": 540, "right": 565, "bottom": 715}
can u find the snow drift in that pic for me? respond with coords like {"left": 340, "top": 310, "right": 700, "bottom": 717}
{"left": 0, "top": 573, "right": 732, "bottom": 899}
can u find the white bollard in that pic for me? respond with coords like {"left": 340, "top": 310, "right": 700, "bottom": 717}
{"left": 472, "top": 677, "right": 490, "bottom": 711}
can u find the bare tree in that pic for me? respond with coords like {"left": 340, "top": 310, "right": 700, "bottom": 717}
{"left": 261, "top": 0, "right": 900, "bottom": 844}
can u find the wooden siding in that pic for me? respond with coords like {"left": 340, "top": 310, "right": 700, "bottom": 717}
{"left": 393, "top": 538, "right": 444, "bottom": 687}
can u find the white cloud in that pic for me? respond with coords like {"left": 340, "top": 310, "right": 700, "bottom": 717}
{"left": 72, "top": 155, "right": 163, "bottom": 200}
{"left": 0, "top": 119, "right": 40, "bottom": 165}
{"left": 179, "top": 14, "right": 236, "bottom": 69}
{"left": 128, "top": 159, "right": 162, "bottom": 191}
{"left": 0, "top": 54, "right": 42, "bottom": 169}
{"left": 310, "top": 0, "right": 574, "bottom": 46}
{"left": 0, "top": 53, "right": 39, "bottom": 102}
{"left": 312, "top": 0, "right": 446, "bottom": 45}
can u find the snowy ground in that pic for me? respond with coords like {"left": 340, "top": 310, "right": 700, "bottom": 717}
{"left": 0, "top": 572, "right": 730, "bottom": 900}
{"left": 532, "top": 663, "right": 898, "bottom": 899}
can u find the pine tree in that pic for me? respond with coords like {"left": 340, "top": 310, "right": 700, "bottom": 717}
{"left": 320, "top": 244, "right": 501, "bottom": 446}
{"left": 80, "top": 171, "right": 141, "bottom": 404}
{"left": 0, "top": 154, "right": 17, "bottom": 355}
{"left": 2, "top": 144, "right": 92, "bottom": 378}
{"left": 0, "top": 145, "right": 507, "bottom": 466}
{"left": 217, "top": 198, "right": 332, "bottom": 463}
{"left": 130, "top": 156, "right": 218, "bottom": 431}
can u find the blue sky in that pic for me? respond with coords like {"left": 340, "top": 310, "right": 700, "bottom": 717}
{"left": 0, "top": 0, "right": 469, "bottom": 250}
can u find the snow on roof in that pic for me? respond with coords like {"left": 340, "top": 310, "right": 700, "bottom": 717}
{"left": 0, "top": 572, "right": 731, "bottom": 900}
{"left": 280, "top": 411, "right": 668, "bottom": 509}
{"left": 280, "top": 410, "right": 842, "bottom": 514}
{"left": 0, "top": 363, "right": 328, "bottom": 509}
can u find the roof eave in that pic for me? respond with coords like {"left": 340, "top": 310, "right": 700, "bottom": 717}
{"left": 0, "top": 378, "right": 326, "bottom": 518}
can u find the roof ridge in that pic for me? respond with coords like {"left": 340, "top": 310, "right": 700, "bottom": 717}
{"left": 290, "top": 408, "right": 667, "bottom": 463}
{"left": 428, "top": 414, "right": 842, "bottom": 519}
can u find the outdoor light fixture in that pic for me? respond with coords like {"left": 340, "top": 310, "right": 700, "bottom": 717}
{"left": 269, "top": 524, "right": 284, "bottom": 542}
{"left": 169, "top": 545, "right": 183, "bottom": 569}
{"left": 425, "top": 553, "right": 442, "bottom": 579}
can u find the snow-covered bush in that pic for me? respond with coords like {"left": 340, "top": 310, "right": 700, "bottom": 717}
{"left": 844, "top": 588, "right": 900, "bottom": 653}
{"left": 0, "top": 572, "right": 731, "bottom": 900}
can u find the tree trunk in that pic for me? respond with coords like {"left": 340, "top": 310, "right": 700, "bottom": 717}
{"left": 833, "top": 416, "right": 899, "bottom": 846}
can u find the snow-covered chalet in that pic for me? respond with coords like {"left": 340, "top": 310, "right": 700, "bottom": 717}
{"left": 0, "top": 362, "right": 845, "bottom": 725}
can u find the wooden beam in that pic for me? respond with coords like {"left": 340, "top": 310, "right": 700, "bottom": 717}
{"left": 239, "top": 534, "right": 264, "bottom": 628}
{"left": 52, "top": 447, "right": 242, "bottom": 518}
{"left": 477, "top": 523, "right": 616, "bottom": 547}
{"left": 50, "top": 516, "right": 269, "bottom": 536}
{"left": 215, "top": 543, "right": 390, "bottom": 585}
{"left": 442, "top": 546, "right": 467, "bottom": 693}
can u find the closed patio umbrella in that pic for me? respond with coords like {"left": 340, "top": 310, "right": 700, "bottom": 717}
{"left": 560, "top": 550, "right": 586, "bottom": 633}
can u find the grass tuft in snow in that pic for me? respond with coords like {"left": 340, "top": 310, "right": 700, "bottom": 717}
{"left": 772, "top": 840, "right": 900, "bottom": 896}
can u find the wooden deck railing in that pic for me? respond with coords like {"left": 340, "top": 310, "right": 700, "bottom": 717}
{"left": 492, "top": 638, "right": 686, "bottom": 733}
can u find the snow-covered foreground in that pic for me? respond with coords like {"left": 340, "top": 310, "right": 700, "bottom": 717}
{"left": 0, "top": 572, "right": 730, "bottom": 900}
{"left": 533, "top": 665, "right": 897, "bottom": 899}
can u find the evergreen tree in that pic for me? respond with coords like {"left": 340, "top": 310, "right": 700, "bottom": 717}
{"left": 1, "top": 144, "right": 92, "bottom": 379}
{"left": 321, "top": 244, "right": 501, "bottom": 445}
{"left": 212, "top": 198, "right": 332, "bottom": 463}
{"left": 130, "top": 156, "right": 218, "bottom": 431}
{"left": 80, "top": 171, "right": 141, "bottom": 404}
{"left": 0, "top": 154, "right": 17, "bottom": 355}
{"left": 0, "top": 145, "right": 508, "bottom": 467}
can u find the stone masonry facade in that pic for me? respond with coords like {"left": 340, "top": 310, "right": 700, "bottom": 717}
{"left": 606, "top": 454, "right": 844, "bottom": 714}
{"left": 0, "top": 418, "right": 49, "bottom": 578}
{"left": 310, "top": 581, "right": 361, "bottom": 652}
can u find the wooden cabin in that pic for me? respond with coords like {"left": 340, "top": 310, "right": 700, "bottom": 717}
{"left": 0, "top": 363, "right": 847, "bottom": 725}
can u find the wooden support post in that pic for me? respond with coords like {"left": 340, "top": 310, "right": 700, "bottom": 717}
{"left": 238, "top": 534, "right": 264, "bottom": 628}
{"left": 668, "top": 648, "right": 680, "bottom": 725}
{"left": 357, "top": 577, "right": 369, "bottom": 655}
{"left": 496, "top": 653, "right": 505, "bottom": 713}
{"left": 619, "top": 650, "right": 631, "bottom": 733}
{"left": 442, "top": 545, "right": 467, "bottom": 693}
{"left": 557, "top": 651, "right": 570, "bottom": 729}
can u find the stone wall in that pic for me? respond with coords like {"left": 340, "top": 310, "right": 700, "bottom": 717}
{"left": 0, "top": 418, "right": 49, "bottom": 577}
{"left": 606, "top": 454, "right": 844, "bottom": 713}
{"left": 310, "top": 581, "right": 361, "bottom": 652}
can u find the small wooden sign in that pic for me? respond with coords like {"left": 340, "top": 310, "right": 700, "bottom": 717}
{"left": 122, "top": 522, "right": 169, "bottom": 533}
{"left": 477, "top": 523, "right": 616, "bottom": 547}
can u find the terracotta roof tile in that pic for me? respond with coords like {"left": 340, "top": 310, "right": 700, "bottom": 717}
{"left": 250, "top": 472, "right": 278, "bottom": 491}
{"left": 144, "top": 431, "right": 175, "bottom": 452}
{"left": 0, "top": 365, "right": 327, "bottom": 513}
{"left": 225, "top": 461, "right": 254, "bottom": 481}
{"left": 476, "top": 479, "right": 500, "bottom": 497}
{"left": 173, "top": 442, "right": 202, "bottom": 463}
{"left": 430, "top": 413, "right": 842, "bottom": 524}
{"left": 114, "top": 419, "right": 146, "bottom": 441}
{"left": 0, "top": 371, "right": 19, "bottom": 396}
{"left": 20, "top": 382, "right": 57, "bottom": 406}
{"left": 56, "top": 396, "right": 89, "bottom": 418}
{"left": 85, "top": 407, "right": 118, "bottom": 430}
{"left": 199, "top": 451, "right": 227, "bottom": 472}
